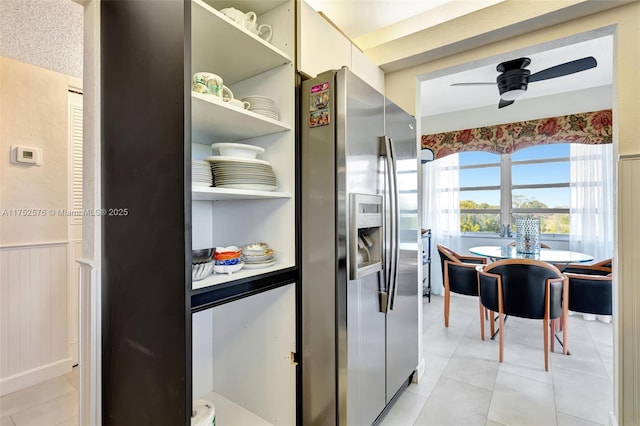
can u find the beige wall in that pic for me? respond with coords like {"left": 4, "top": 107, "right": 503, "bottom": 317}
{"left": 0, "top": 57, "right": 73, "bottom": 245}
{"left": 384, "top": 3, "right": 640, "bottom": 423}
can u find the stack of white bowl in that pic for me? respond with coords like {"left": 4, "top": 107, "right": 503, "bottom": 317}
{"left": 192, "top": 160, "right": 212, "bottom": 186}
{"left": 241, "top": 95, "right": 279, "bottom": 120}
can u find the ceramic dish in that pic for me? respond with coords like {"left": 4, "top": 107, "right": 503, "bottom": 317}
{"left": 211, "top": 143, "right": 265, "bottom": 159}
{"left": 192, "top": 248, "right": 214, "bottom": 264}
{"left": 242, "top": 242, "right": 269, "bottom": 255}
{"left": 192, "top": 261, "right": 215, "bottom": 281}
{"left": 242, "top": 259, "right": 277, "bottom": 269}
{"left": 213, "top": 262, "right": 244, "bottom": 275}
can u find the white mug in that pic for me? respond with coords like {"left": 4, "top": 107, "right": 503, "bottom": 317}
{"left": 256, "top": 24, "right": 272, "bottom": 43}
{"left": 244, "top": 11, "right": 257, "bottom": 31}
{"left": 192, "top": 72, "right": 233, "bottom": 100}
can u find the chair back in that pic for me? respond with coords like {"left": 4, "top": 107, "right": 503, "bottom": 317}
{"left": 566, "top": 273, "right": 612, "bottom": 315}
{"left": 444, "top": 260, "right": 480, "bottom": 296}
{"left": 437, "top": 244, "right": 458, "bottom": 279}
{"left": 481, "top": 259, "right": 564, "bottom": 319}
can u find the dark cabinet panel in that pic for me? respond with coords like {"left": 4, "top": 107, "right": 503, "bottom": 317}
{"left": 101, "top": 1, "right": 191, "bottom": 424}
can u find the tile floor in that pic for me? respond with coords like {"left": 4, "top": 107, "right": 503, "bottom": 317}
{"left": 0, "top": 294, "right": 613, "bottom": 426}
{"left": 0, "top": 368, "right": 78, "bottom": 426}
{"left": 380, "top": 294, "right": 614, "bottom": 426}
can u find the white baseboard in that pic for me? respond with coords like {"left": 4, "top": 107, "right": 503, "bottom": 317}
{"left": 413, "top": 358, "right": 426, "bottom": 384}
{"left": 0, "top": 358, "right": 73, "bottom": 396}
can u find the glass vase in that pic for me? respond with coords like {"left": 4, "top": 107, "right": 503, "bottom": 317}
{"left": 515, "top": 217, "right": 540, "bottom": 254}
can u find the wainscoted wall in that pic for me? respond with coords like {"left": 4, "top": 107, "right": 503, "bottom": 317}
{"left": 0, "top": 57, "right": 80, "bottom": 396}
{"left": 0, "top": 243, "right": 70, "bottom": 395}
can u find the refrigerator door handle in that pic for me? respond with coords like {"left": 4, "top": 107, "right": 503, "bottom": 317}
{"left": 387, "top": 137, "right": 400, "bottom": 311}
{"left": 380, "top": 136, "right": 399, "bottom": 313}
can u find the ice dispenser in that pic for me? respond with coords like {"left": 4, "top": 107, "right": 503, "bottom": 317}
{"left": 349, "top": 193, "right": 383, "bottom": 280}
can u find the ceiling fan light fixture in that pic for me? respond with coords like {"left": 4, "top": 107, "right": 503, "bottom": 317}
{"left": 500, "top": 88, "right": 526, "bottom": 101}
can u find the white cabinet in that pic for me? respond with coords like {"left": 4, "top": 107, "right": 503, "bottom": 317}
{"left": 191, "top": 0, "right": 296, "bottom": 291}
{"left": 193, "top": 284, "right": 296, "bottom": 425}
{"left": 351, "top": 45, "right": 385, "bottom": 94}
{"left": 298, "top": 0, "right": 385, "bottom": 93}
{"left": 298, "top": 0, "right": 351, "bottom": 78}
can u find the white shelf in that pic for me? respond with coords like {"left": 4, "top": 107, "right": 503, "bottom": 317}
{"left": 192, "top": 262, "right": 293, "bottom": 291}
{"left": 192, "top": 0, "right": 292, "bottom": 85}
{"left": 199, "top": 391, "right": 273, "bottom": 426}
{"left": 192, "top": 93, "right": 291, "bottom": 142}
{"left": 192, "top": 186, "right": 291, "bottom": 201}
{"left": 201, "top": 0, "right": 288, "bottom": 16}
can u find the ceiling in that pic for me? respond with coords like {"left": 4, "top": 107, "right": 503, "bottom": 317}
{"left": 303, "top": 1, "right": 614, "bottom": 122}
{"left": 304, "top": 0, "right": 504, "bottom": 49}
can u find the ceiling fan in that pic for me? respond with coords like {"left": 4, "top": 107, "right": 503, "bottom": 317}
{"left": 451, "top": 56, "right": 598, "bottom": 108}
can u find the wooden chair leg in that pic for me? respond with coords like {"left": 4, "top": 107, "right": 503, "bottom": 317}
{"left": 563, "top": 310, "right": 569, "bottom": 355}
{"left": 444, "top": 286, "right": 450, "bottom": 327}
{"left": 543, "top": 317, "right": 549, "bottom": 371}
{"left": 562, "top": 278, "right": 569, "bottom": 355}
{"left": 499, "top": 313, "right": 504, "bottom": 362}
{"left": 550, "top": 319, "right": 555, "bottom": 353}
{"left": 479, "top": 303, "right": 485, "bottom": 340}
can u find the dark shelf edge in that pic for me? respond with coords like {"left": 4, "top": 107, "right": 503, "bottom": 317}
{"left": 191, "top": 267, "right": 298, "bottom": 312}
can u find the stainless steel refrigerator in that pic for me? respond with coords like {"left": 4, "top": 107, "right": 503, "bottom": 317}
{"left": 301, "top": 68, "right": 419, "bottom": 425}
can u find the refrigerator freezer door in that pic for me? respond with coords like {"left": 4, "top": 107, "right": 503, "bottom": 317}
{"left": 384, "top": 99, "right": 419, "bottom": 402}
{"left": 301, "top": 71, "right": 339, "bottom": 425}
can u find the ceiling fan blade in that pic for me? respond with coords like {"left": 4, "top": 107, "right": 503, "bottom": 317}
{"left": 450, "top": 82, "right": 495, "bottom": 86}
{"left": 529, "top": 56, "right": 597, "bottom": 82}
{"left": 498, "top": 99, "right": 515, "bottom": 109}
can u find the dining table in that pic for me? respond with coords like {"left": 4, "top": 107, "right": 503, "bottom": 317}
{"left": 468, "top": 245, "right": 593, "bottom": 270}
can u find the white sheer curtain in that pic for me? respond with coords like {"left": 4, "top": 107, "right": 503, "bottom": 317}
{"left": 569, "top": 143, "right": 614, "bottom": 263}
{"left": 423, "top": 154, "right": 460, "bottom": 295}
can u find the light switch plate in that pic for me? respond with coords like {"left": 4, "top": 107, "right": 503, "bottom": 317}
{"left": 10, "top": 145, "right": 43, "bottom": 166}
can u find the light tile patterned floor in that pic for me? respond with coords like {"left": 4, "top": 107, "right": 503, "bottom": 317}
{"left": 0, "top": 368, "right": 78, "bottom": 426}
{"left": 381, "top": 294, "right": 614, "bottom": 426}
{"left": 0, "top": 295, "right": 613, "bottom": 426}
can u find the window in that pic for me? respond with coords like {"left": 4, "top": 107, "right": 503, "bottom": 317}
{"left": 459, "top": 144, "right": 570, "bottom": 234}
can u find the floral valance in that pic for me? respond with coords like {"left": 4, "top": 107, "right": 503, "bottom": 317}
{"left": 422, "top": 109, "right": 612, "bottom": 159}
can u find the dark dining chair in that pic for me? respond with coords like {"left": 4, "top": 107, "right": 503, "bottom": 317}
{"left": 565, "top": 272, "right": 612, "bottom": 316}
{"left": 437, "top": 244, "right": 487, "bottom": 328}
{"left": 559, "top": 258, "right": 612, "bottom": 275}
{"left": 478, "top": 259, "right": 568, "bottom": 371}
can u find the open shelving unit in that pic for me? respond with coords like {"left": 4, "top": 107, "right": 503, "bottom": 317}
{"left": 189, "top": 1, "right": 297, "bottom": 425}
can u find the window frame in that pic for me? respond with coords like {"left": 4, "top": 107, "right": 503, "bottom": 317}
{"left": 459, "top": 146, "right": 571, "bottom": 236}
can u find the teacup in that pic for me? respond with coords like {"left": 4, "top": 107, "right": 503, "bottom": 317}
{"left": 226, "top": 98, "right": 250, "bottom": 109}
{"left": 220, "top": 7, "right": 246, "bottom": 26}
{"left": 192, "top": 72, "right": 233, "bottom": 100}
{"left": 255, "top": 24, "right": 272, "bottom": 43}
{"left": 244, "top": 11, "right": 257, "bottom": 31}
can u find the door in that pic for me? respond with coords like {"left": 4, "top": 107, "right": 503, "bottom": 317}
{"left": 68, "top": 90, "right": 83, "bottom": 366}
{"left": 384, "top": 99, "right": 419, "bottom": 401}
{"left": 340, "top": 69, "right": 387, "bottom": 426}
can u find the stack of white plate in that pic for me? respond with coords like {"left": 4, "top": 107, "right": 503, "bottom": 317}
{"left": 192, "top": 160, "right": 212, "bottom": 186}
{"left": 205, "top": 156, "right": 277, "bottom": 191}
{"left": 241, "top": 95, "right": 279, "bottom": 121}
